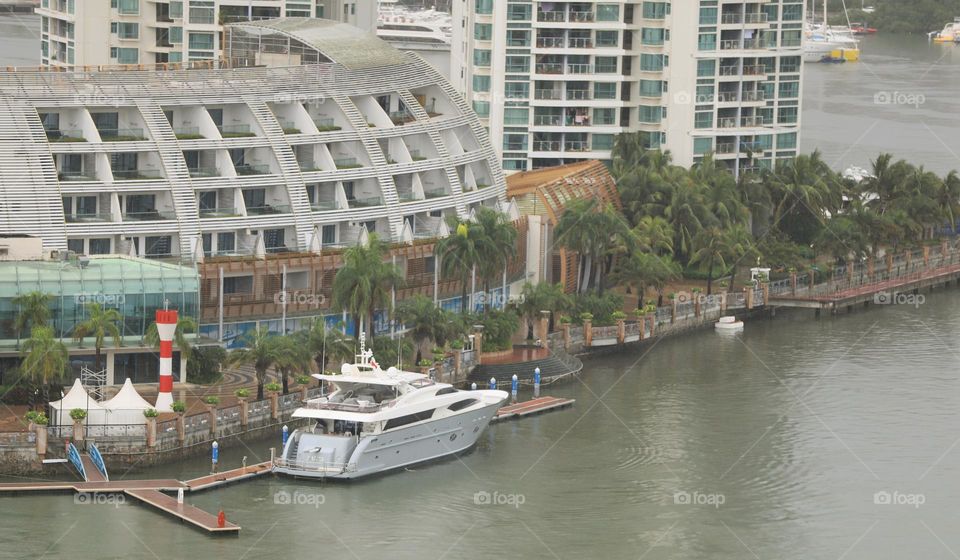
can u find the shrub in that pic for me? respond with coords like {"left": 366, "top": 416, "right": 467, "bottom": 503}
{"left": 559, "top": 315, "right": 572, "bottom": 324}
{"left": 171, "top": 401, "right": 187, "bottom": 413}
{"left": 611, "top": 311, "right": 627, "bottom": 321}
{"left": 265, "top": 382, "right": 282, "bottom": 393}
{"left": 203, "top": 396, "right": 220, "bottom": 406}
{"left": 69, "top": 408, "right": 87, "bottom": 421}
{"left": 24, "top": 410, "right": 39, "bottom": 423}
{"left": 234, "top": 388, "right": 250, "bottom": 399}
{"left": 188, "top": 345, "right": 226, "bottom": 385}
{"left": 573, "top": 293, "right": 623, "bottom": 326}
{"left": 295, "top": 375, "right": 311, "bottom": 385}
{"left": 449, "top": 339, "right": 464, "bottom": 350}
{"left": 475, "top": 309, "right": 520, "bottom": 352}
{"left": 33, "top": 413, "right": 48, "bottom": 426}
{"left": 418, "top": 359, "right": 433, "bottom": 367}
{"left": 143, "top": 408, "right": 159, "bottom": 418}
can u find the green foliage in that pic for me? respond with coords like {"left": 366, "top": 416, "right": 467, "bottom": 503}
{"left": 295, "top": 375, "right": 312, "bottom": 385}
{"left": 611, "top": 311, "right": 627, "bottom": 321}
{"left": 171, "top": 401, "right": 187, "bottom": 413}
{"left": 72, "top": 302, "right": 123, "bottom": 372}
{"left": 203, "top": 396, "right": 220, "bottom": 406}
{"left": 188, "top": 345, "right": 226, "bottom": 385}
{"left": 143, "top": 408, "right": 159, "bottom": 418}
{"left": 265, "top": 382, "right": 282, "bottom": 393}
{"left": 234, "top": 388, "right": 250, "bottom": 398}
{"left": 225, "top": 327, "right": 281, "bottom": 400}
{"left": 33, "top": 412, "right": 48, "bottom": 426}
{"left": 849, "top": 1, "right": 960, "bottom": 34}
{"left": 144, "top": 315, "right": 198, "bottom": 360}
{"left": 475, "top": 309, "right": 520, "bottom": 352}
{"left": 371, "top": 336, "right": 415, "bottom": 370}
{"left": 25, "top": 410, "right": 39, "bottom": 423}
{"left": 331, "top": 233, "right": 404, "bottom": 338}
{"left": 12, "top": 291, "right": 53, "bottom": 337}
{"left": 19, "top": 326, "right": 69, "bottom": 389}
{"left": 573, "top": 293, "right": 624, "bottom": 326}
{"left": 69, "top": 408, "right": 87, "bottom": 421}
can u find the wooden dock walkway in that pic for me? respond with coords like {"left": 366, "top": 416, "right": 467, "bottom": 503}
{"left": 184, "top": 461, "right": 273, "bottom": 491}
{"left": 493, "top": 396, "right": 575, "bottom": 423}
{"left": 125, "top": 489, "right": 239, "bottom": 534}
{"left": 79, "top": 455, "right": 106, "bottom": 483}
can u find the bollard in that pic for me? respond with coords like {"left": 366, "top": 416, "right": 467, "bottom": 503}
{"left": 511, "top": 374, "right": 519, "bottom": 402}
{"left": 470, "top": 382, "right": 477, "bottom": 391}
{"left": 211, "top": 440, "right": 219, "bottom": 473}
{"left": 177, "top": 487, "right": 184, "bottom": 504}
{"left": 282, "top": 425, "right": 289, "bottom": 447}
{"left": 217, "top": 509, "right": 226, "bottom": 529}
{"left": 489, "top": 377, "right": 497, "bottom": 390}
{"left": 533, "top": 367, "right": 541, "bottom": 398}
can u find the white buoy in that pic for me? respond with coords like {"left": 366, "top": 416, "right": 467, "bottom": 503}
{"left": 470, "top": 382, "right": 477, "bottom": 390}
{"left": 533, "top": 367, "right": 541, "bottom": 398}
{"left": 177, "top": 487, "right": 184, "bottom": 504}
{"left": 489, "top": 377, "right": 497, "bottom": 390}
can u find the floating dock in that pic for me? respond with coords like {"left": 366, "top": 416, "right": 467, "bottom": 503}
{"left": 493, "top": 396, "right": 575, "bottom": 422}
{"left": 125, "top": 489, "right": 240, "bottom": 533}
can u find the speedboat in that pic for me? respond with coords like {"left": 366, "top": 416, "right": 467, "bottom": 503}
{"left": 274, "top": 337, "right": 508, "bottom": 480}
{"left": 930, "top": 18, "right": 960, "bottom": 43}
{"left": 715, "top": 315, "right": 744, "bottom": 332}
{"left": 850, "top": 23, "right": 877, "bottom": 35}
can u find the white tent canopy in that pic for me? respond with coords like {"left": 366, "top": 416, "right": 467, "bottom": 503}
{"left": 100, "top": 378, "right": 153, "bottom": 425}
{"left": 49, "top": 379, "right": 108, "bottom": 426}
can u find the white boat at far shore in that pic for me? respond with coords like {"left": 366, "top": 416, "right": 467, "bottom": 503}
{"left": 715, "top": 316, "right": 744, "bottom": 332}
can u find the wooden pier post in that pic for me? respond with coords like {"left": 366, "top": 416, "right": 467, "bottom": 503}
{"left": 745, "top": 287, "right": 754, "bottom": 310}
{"left": 923, "top": 246, "right": 930, "bottom": 266}
{"left": 583, "top": 317, "right": 593, "bottom": 347}
{"left": 616, "top": 318, "right": 625, "bottom": 345}
{"left": 146, "top": 417, "right": 157, "bottom": 449}
{"left": 761, "top": 283, "right": 769, "bottom": 306}
{"left": 238, "top": 399, "right": 248, "bottom": 429}
{"left": 176, "top": 413, "right": 185, "bottom": 445}
{"left": 269, "top": 392, "right": 279, "bottom": 421}
{"left": 886, "top": 253, "right": 893, "bottom": 274}
{"left": 207, "top": 404, "right": 217, "bottom": 436}
{"left": 34, "top": 425, "right": 47, "bottom": 458}
{"left": 790, "top": 272, "right": 797, "bottom": 295}
{"left": 561, "top": 323, "right": 570, "bottom": 349}
{"left": 539, "top": 311, "right": 551, "bottom": 350}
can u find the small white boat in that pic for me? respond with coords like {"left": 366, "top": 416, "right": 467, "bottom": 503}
{"left": 715, "top": 316, "right": 744, "bottom": 332}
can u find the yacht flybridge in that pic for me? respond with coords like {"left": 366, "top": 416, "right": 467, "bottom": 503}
{"left": 274, "top": 336, "right": 508, "bottom": 479}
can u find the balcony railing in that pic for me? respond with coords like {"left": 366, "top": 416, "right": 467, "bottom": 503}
{"left": 568, "top": 37, "right": 593, "bottom": 48}
{"left": 188, "top": 166, "right": 219, "bottom": 178}
{"left": 535, "top": 89, "right": 562, "bottom": 100}
{"left": 65, "top": 213, "right": 112, "bottom": 223}
{"left": 537, "top": 10, "right": 565, "bottom": 22}
{"left": 533, "top": 140, "right": 561, "bottom": 151}
{"left": 741, "top": 116, "right": 764, "bottom": 127}
{"left": 567, "top": 63, "right": 594, "bottom": 74}
{"left": 348, "top": 196, "right": 382, "bottom": 208}
{"left": 716, "top": 92, "right": 738, "bottom": 102}
{"left": 46, "top": 128, "right": 85, "bottom": 142}
{"left": 335, "top": 157, "right": 363, "bottom": 169}
{"left": 313, "top": 118, "right": 342, "bottom": 132}
{"left": 566, "top": 90, "right": 591, "bottom": 100}
{"left": 535, "top": 63, "right": 563, "bottom": 74}
{"left": 174, "top": 127, "right": 203, "bottom": 139}
{"left": 397, "top": 191, "right": 418, "bottom": 202}
{"left": 310, "top": 200, "right": 339, "bottom": 211}
{"left": 278, "top": 120, "right": 301, "bottom": 134}
{"left": 746, "top": 13, "right": 769, "bottom": 23}
{"left": 98, "top": 128, "right": 146, "bottom": 142}
{"left": 715, "top": 142, "right": 736, "bottom": 154}
{"left": 113, "top": 169, "right": 163, "bottom": 180}
{"left": 299, "top": 161, "right": 323, "bottom": 172}
{"left": 569, "top": 11, "right": 594, "bottom": 22}
{"left": 246, "top": 205, "right": 291, "bottom": 215}
{"left": 744, "top": 65, "right": 767, "bottom": 75}
{"left": 718, "top": 117, "right": 738, "bottom": 129}
{"left": 536, "top": 37, "right": 566, "bottom": 48}
{"left": 721, "top": 13, "right": 742, "bottom": 24}
{"left": 235, "top": 163, "right": 270, "bottom": 175}
{"left": 742, "top": 91, "right": 765, "bottom": 102}
{"left": 533, "top": 115, "right": 563, "bottom": 126}
{"left": 423, "top": 187, "right": 448, "bottom": 199}
{"left": 123, "top": 210, "right": 175, "bottom": 221}
{"left": 780, "top": 64, "right": 800, "bottom": 73}
{"left": 218, "top": 124, "right": 255, "bottom": 138}
{"left": 198, "top": 207, "right": 240, "bottom": 218}
{"left": 720, "top": 39, "right": 741, "bottom": 50}
{"left": 58, "top": 171, "right": 97, "bottom": 182}
{"left": 565, "top": 141, "right": 590, "bottom": 152}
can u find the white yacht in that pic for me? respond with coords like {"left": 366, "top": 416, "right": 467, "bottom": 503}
{"left": 377, "top": 3, "right": 452, "bottom": 46}
{"left": 274, "top": 338, "right": 507, "bottom": 479}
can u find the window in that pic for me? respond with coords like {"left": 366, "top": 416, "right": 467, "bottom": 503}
{"left": 110, "top": 47, "right": 139, "bottom": 64}
{"left": 472, "top": 101, "right": 490, "bottom": 117}
{"left": 144, "top": 236, "right": 172, "bottom": 257}
{"left": 321, "top": 225, "right": 336, "bottom": 245}
{"left": 639, "top": 80, "right": 663, "bottom": 97}
{"left": 596, "top": 4, "right": 619, "bottom": 21}
{"left": 693, "top": 137, "right": 714, "bottom": 155}
{"left": 503, "top": 133, "right": 527, "bottom": 151}
{"left": 188, "top": 1, "right": 214, "bottom": 24}
{"left": 777, "top": 106, "right": 798, "bottom": 124}
{"left": 595, "top": 30, "right": 618, "bottom": 47}
{"left": 593, "top": 108, "right": 616, "bottom": 125}
{"left": 474, "top": 23, "right": 492, "bottom": 40}
{"left": 782, "top": 4, "right": 803, "bottom": 21}
{"left": 475, "top": 0, "right": 492, "bottom": 14}
{"left": 448, "top": 399, "right": 479, "bottom": 411}
{"left": 638, "top": 105, "right": 662, "bottom": 124}
{"left": 472, "top": 75, "right": 490, "bottom": 92}
{"left": 188, "top": 32, "right": 214, "bottom": 51}
{"left": 777, "top": 132, "right": 798, "bottom": 150}
{"left": 507, "top": 4, "right": 531, "bottom": 20}
{"left": 699, "top": 7, "right": 717, "bottom": 25}
{"left": 642, "top": 2, "right": 668, "bottom": 19}
{"left": 473, "top": 49, "right": 491, "bottom": 66}
{"left": 67, "top": 239, "right": 83, "bottom": 254}
{"left": 506, "top": 30, "right": 530, "bottom": 47}
{"left": 698, "top": 33, "right": 717, "bottom": 51}
{"left": 595, "top": 56, "right": 617, "bottom": 73}
{"left": 197, "top": 191, "right": 216, "bottom": 210}
{"left": 169, "top": 1, "right": 182, "bottom": 18}
{"left": 217, "top": 232, "right": 235, "bottom": 252}
{"left": 111, "top": 0, "right": 139, "bottom": 15}
{"left": 113, "top": 22, "right": 138, "bottom": 39}
{"left": 594, "top": 82, "right": 616, "bottom": 100}
{"left": 640, "top": 53, "right": 665, "bottom": 72}
{"left": 169, "top": 26, "right": 182, "bottom": 43}
{"left": 778, "top": 81, "right": 799, "bottom": 99}
{"left": 223, "top": 276, "right": 253, "bottom": 295}
{"left": 89, "top": 238, "right": 111, "bottom": 255}
{"left": 592, "top": 134, "right": 614, "bottom": 151}
{"left": 504, "top": 82, "right": 529, "bottom": 99}
{"left": 505, "top": 55, "right": 529, "bottom": 73}
{"left": 697, "top": 59, "right": 716, "bottom": 77}
{"left": 694, "top": 112, "right": 713, "bottom": 129}
{"left": 503, "top": 107, "right": 528, "bottom": 125}
{"left": 641, "top": 28, "right": 665, "bottom": 45}
{"left": 384, "top": 409, "right": 436, "bottom": 430}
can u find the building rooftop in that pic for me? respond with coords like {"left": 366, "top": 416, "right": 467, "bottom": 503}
{"left": 229, "top": 17, "right": 411, "bottom": 70}
{"left": 506, "top": 160, "right": 621, "bottom": 223}
{"left": 0, "top": 255, "right": 198, "bottom": 297}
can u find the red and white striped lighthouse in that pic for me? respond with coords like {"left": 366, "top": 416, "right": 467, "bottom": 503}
{"left": 154, "top": 308, "right": 178, "bottom": 412}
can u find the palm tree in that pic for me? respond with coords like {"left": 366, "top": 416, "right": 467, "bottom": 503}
{"left": 273, "top": 334, "right": 312, "bottom": 394}
{"left": 435, "top": 218, "right": 484, "bottom": 312}
{"left": 689, "top": 226, "right": 755, "bottom": 295}
{"left": 144, "top": 315, "right": 198, "bottom": 379}
{"left": 72, "top": 302, "right": 122, "bottom": 372}
{"left": 304, "top": 318, "right": 354, "bottom": 373}
{"left": 12, "top": 291, "right": 53, "bottom": 339}
{"left": 555, "top": 199, "right": 629, "bottom": 294}
{"left": 768, "top": 151, "right": 839, "bottom": 231}
{"left": 630, "top": 216, "right": 674, "bottom": 256}
{"left": 611, "top": 252, "right": 680, "bottom": 308}
{"left": 331, "top": 233, "right": 404, "bottom": 338}
{"left": 19, "top": 325, "right": 69, "bottom": 407}
{"left": 225, "top": 327, "right": 280, "bottom": 400}
{"left": 516, "top": 282, "right": 570, "bottom": 339}
{"left": 396, "top": 294, "right": 446, "bottom": 364}
{"left": 473, "top": 207, "right": 518, "bottom": 310}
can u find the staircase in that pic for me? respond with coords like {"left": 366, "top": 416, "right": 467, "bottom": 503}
{"left": 286, "top": 433, "right": 301, "bottom": 464}
{"left": 243, "top": 97, "right": 314, "bottom": 250}
{"left": 469, "top": 351, "right": 583, "bottom": 386}
{"left": 0, "top": 97, "right": 67, "bottom": 249}
{"left": 136, "top": 100, "right": 199, "bottom": 257}
{"left": 331, "top": 95, "right": 403, "bottom": 237}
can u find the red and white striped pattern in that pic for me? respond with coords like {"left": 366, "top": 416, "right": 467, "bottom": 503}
{"left": 154, "top": 309, "right": 178, "bottom": 412}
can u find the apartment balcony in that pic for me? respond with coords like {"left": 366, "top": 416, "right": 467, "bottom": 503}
{"left": 123, "top": 210, "right": 175, "bottom": 221}
{"left": 537, "top": 10, "right": 566, "bottom": 22}
{"left": 718, "top": 117, "right": 739, "bottom": 129}
{"left": 397, "top": 191, "right": 418, "bottom": 203}
{"left": 347, "top": 196, "right": 382, "bottom": 209}
{"left": 568, "top": 37, "right": 593, "bottom": 48}
{"left": 721, "top": 13, "right": 768, "bottom": 24}
{"left": 235, "top": 163, "right": 270, "bottom": 176}
{"left": 408, "top": 151, "right": 427, "bottom": 162}
{"left": 390, "top": 110, "right": 417, "bottom": 125}
{"left": 174, "top": 127, "right": 204, "bottom": 140}
{"left": 535, "top": 63, "right": 564, "bottom": 75}
{"left": 567, "top": 63, "right": 594, "bottom": 74}
{"left": 781, "top": 63, "right": 801, "bottom": 73}
{"left": 299, "top": 161, "right": 323, "bottom": 172}
{"left": 537, "top": 37, "right": 566, "bottom": 48}
{"left": 423, "top": 187, "right": 448, "bottom": 200}
{"left": 65, "top": 213, "right": 113, "bottom": 223}
{"left": 45, "top": 128, "right": 85, "bottom": 142}
{"left": 198, "top": 207, "right": 240, "bottom": 218}
{"left": 533, "top": 115, "right": 563, "bottom": 126}
{"left": 99, "top": 128, "right": 146, "bottom": 142}
{"left": 278, "top": 120, "right": 301, "bottom": 134}
{"left": 246, "top": 205, "right": 291, "bottom": 216}
{"left": 715, "top": 142, "right": 737, "bottom": 154}
{"left": 569, "top": 11, "right": 594, "bottom": 22}
{"left": 533, "top": 140, "right": 562, "bottom": 152}
{"left": 742, "top": 91, "right": 766, "bottom": 102}
{"left": 310, "top": 201, "right": 340, "bottom": 211}
{"left": 313, "top": 118, "right": 342, "bottom": 132}
{"left": 535, "top": 89, "right": 563, "bottom": 100}
{"left": 218, "top": 124, "right": 256, "bottom": 138}
{"left": 335, "top": 158, "right": 363, "bottom": 170}
{"left": 564, "top": 140, "right": 590, "bottom": 152}
{"left": 566, "top": 90, "right": 591, "bottom": 101}
{"left": 188, "top": 166, "right": 220, "bottom": 178}
{"left": 741, "top": 116, "right": 764, "bottom": 127}
{"left": 58, "top": 170, "right": 97, "bottom": 182}
{"left": 113, "top": 169, "right": 163, "bottom": 180}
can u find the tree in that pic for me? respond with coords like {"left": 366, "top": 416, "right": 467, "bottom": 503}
{"left": 555, "top": 198, "right": 628, "bottom": 294}
{"left": 395, "top": 294, "right": 447, "bottom": 364}
{"left": 689, "top": 226, "right": 755, "bottom": 295}
{"left": 19, "top": 326, "right": 68, "bottom": 407}
{"left": 331, "top": 233, "right": 404, "bottom": 339}
{"left": 516, "top": 282, "right": 570, "bottom": 339}
{"left": 144, "top": 315, "right": 198, "bottom": 379}
{"left": 473, "top": 207, "right": 518, "bottom": 310}
{"left": 273, "top": 334, "right": 312, "bottom": 395}
{"left": 630, "top": 216, "right": 674, "bottom": 256}
{"left": 303, "top": 317, "right": 354, "bottom": 373}
{"left": 72, "top": 302, "right": 122, "bottom": 372}
{"left": 435, "top": 218, "right": 484, "bottom": 312}
{"left": 225, "top": 327, "right": 280, "bottom": 400}
{"left": 12, "top": 291, "right": 53, "bottom": 339}
{"left": 611, "top": 252, "right": 680, "bottom": 308}
{"left": 187, "top": 345, "right": 226, "bottom": 385}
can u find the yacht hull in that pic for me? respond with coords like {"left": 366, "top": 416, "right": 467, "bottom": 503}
{"left": 274, "top": 399, "right": 504, "bottom": 480}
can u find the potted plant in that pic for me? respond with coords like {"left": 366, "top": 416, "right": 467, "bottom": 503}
{"left": 171, "top": 401, "right": 187, "bottom": 414}
{"left": 33, "top": 412, "right": 48, "bottom": 426}
{"left": 24, "top": 410, "right": 39, "bottom": 430}
{"left": 295, "top": 375, "right": 312, "bottom": 401}
{"left": 233, "top": 388, "right": 250, "bottom": 401}
{"left": 143, "top": 408, "right": 159, "bottom": 418}
{"left": 611, "top": 311, "right": 627, "bottom": 321}
{"left": 143, "top": 409, "right": 158, "bottom": 447}
{"left": 203, "top": 395, "right": 220, "bottom": 406}
{"left": 265, "top": 382, "right": 282, "bottom": 393}
{"left": 265, "top": 382, "right": 282, "bottom": 420}
{"left": 69, "top": 408, "right": 87, "bottom": 442}
{"left": 559, "top": 315, "right": 572, "bottom": 325}
{"left": 578, "top": 312, "right": 593, "bottom": 324}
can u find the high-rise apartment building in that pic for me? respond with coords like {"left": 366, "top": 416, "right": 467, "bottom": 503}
{"left": 452, "top": 0, "right": 805, "bottom": 175}
{"left": 37, "top": 0, "right": 376, "bottom": 69}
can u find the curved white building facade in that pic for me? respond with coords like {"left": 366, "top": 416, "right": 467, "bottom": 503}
{"left": 0, "top": 18, "right": 506, "bottom": 259}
